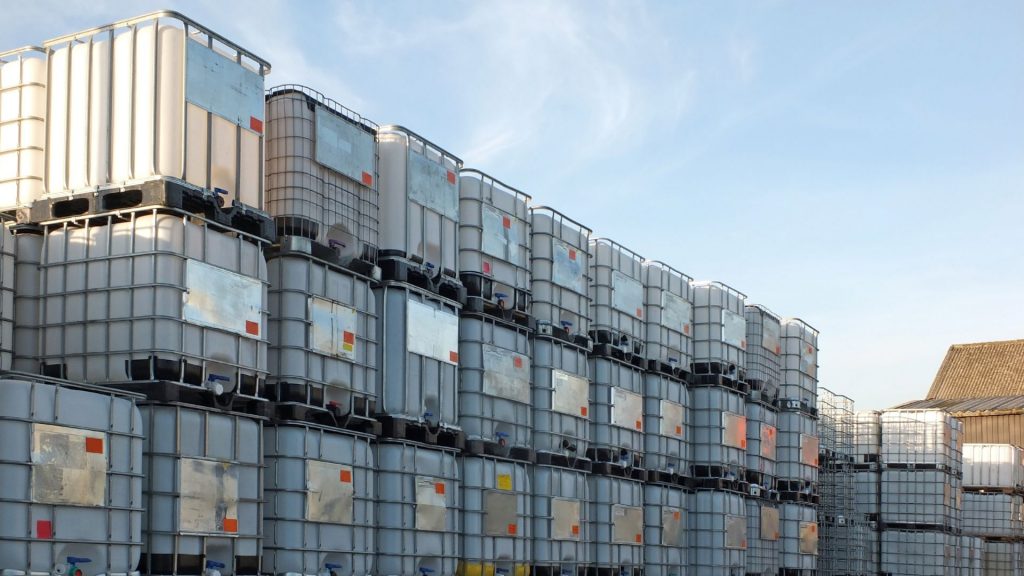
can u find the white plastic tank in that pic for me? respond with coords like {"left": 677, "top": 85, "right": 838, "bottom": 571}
{"left": 0, "top": 376, "right": 143, "bottom": 576}
{"left": 459, "top": 455, "right": 531, "bottom": 576}
{"left": 374, "top": 281, "right": 460, "bottom": 430}
{"left": 776, "top": 410, "right": 818, "bottom": 489}
{"left": 458, "top": 170, "right": 530, "bottom": 316}
{"left": 265, "top": 86, "right": 379, "bottom": 266}
{"left": 690, "top": 281, "right": 746, "bottom": 380}
{"left": 642, "top": 483, "right": 686, "bottom": 576}
{"left": 0, "top": 47, "right": 47, "bottom": 211}
{"left": 854, "top": 467, "right": 880, "bottom": 522}
{"left": 982, "top": 540, "right": 1018, "bottom": 576}
{"left": 962, "top": 492, "right": 1023, "bottom": 538}
{"left": 376, "top": 125, "right": 462, "bottom": 283}
{"left": 459, "top": 315, "right": 532, "bottom": 456}
{"left": 0, "top": 222, "right": 18, "bottom": 370}
{"left": 139, "top": 404, "right": 263, "bottom": 576}
{"left": 853, "top": 410, "right": 881, "bottom": 462}
{"left": 880, "top": 409, "right": 963, "bottom": 469}
{"left": 745, "top": 401, "right": 777, "bottom": 487}
{"left": 588, "top": 475, "right": 644, "bottom": 574}
{"left": 743, "top": 305, "right": 781, "bottom": 400}
{"left": 38, "top": 209, "right": 268, "bottom": 398}
{"left": 532, "top": 336, "right": 590, "bottom": 462}
{"left": 688, "top": 490, "right": 746, "bottom": 576}
{"left": 959, "top": 535, "right": 983, "bottom": 576}
{"left": 642, "top": 372, "right": 689, "bottom": 479}
{"left": 267, "top": 240, "right": 377, "bottom": 420}
{"left": 531, "top": 464, "right": 588, "bottom": 576}
{"left": 962, "top": 443, "right": 1023, "bottom": 489}
{"left": 881, "top": 530, "right": 958, "bottom": 576}
{"left": 588, "top": 238, "right": 645, "bottom": 358}
{"left": 375, "top": 440, "right": 460, "bottom": 576}
{"left": 529, "top": 207, "right": 590, "bottom": 345}
{"left": 12, "top": 224, "right": 41, "bottom": 372}
{"left": 880, "top": 469, "right": 961, "bottom": 528}
{"left": 44, "top": 11, "right": 269, "bottom": 209}
{"left": 263, "top": 424, "right": 374, "bottom": 576}
{"left": 641, "top": 261, "right": 693, "bottom": 377}
{"left": 689, "top": 387, "right": 747, "bottom": 479}
{"left": 743, "top": 498, "right": 779, "bottom": 576}
{"left": 779, "top": 318, "right": 818, "bottom": 407}
{"left": 778, "top": 502, "right": 817, "bottom": 571}
{"left": 588, "top": 356, "right": 645, "bottom": 467}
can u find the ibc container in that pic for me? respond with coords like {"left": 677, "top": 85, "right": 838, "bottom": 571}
{"left": 881, "top": 530, "right": 958, "bottom": 576}
{"left": 690, "top": 282, "right": 746, "bottom": 379}
{"left": 0, "top": 222, "right": 19, "bottom": 370}
{"left": 641, "top": 261, "right": 693, "bottom": 377}
{"left": 374, "top": 282, "right": 460, "bottom": 430}
{"left": 12, "top": 225, "right": 42, "bottom": 372}
{"left": 962, "top": 492, "right": 1023, "bottom": 538}
{"left": 744, "top": 401, "right": 777, "bottom": 487}
{"left": 458, "top": 170, "right": 530, "bottom": 315}
{"left": 529, "top": 207, "right": 590, "bottom": 344}
{"left": 264, "top": 86, "right": 379, "bottom": 265}
{"left": 531, "top": 336, "right": 589, "bottom": 460}
{"left": 854, "top": 468, "right": 880, "bottom": 521}
{"left": 743, "top": 498, "right": 779, "bottom": 576}
{"left": 962, "top": 443, "right": 1024, "bottom": 489}
{"left": 44, "top": 11, "right": 269, "bottom": 208}
{"left": 689, "top": 387, "right": 746, "bottom": 478}
{"left": 0, "top": 376, "right": 143, "bottom": 576}
{"left": 643, "top": 372, "right": 688, "bottom": 477}
{"left": 742, "top": 305, "right": 780, "bottom": 400}
{"left": 531, "top": 464, "right": 588, "bottom": 576}
{"left": 262, "top": 424, "right": 374, "bottom": 576}
{"left": 376, "top": 125, "right": 462, "bottom": 282}
{"left": 779, "top": 319, "right": 818, "bottom": 406}
{"left": 864, "top": 526, "right": 881, "bottom": 574}
{"left": 588, "top": 356, "right": 645, "bottom": 467}
{"left": 983, "top": 540, "right": 1024, "bottom": 576}
{"left": 959, "top": 535, "right": 982, "bottom": 576}
{"left": 778, "top": 503, "right": 817, "bottom": 571}
{"left": 880, "top": 469, "right": 961, "bottom": 528}
{"left": 853, "top": 410, "right": 881, "bottom": 462}
{"left": 588, "top": 475, "right": 644, "bottom": 574}
{"left": 38, "top": 210, "right": 268, "bottom": 398}
{"left": 460, "top": 455, "right": 531, "bottom": 576}
{"left": 267, "top": 241, "right": 377, "bottom": 416}
{"left": 880, "top": 409, "right": 962, "bottom": 469}
{"left": 375, "top": 440, "right": 459, "bottom": 576}
{"left": 139, "top": 404, "right": 263, "bottom": 576}
{"left": 0, "top": 47, "right": 46, "bottom": 211}
{"left": 588, "top": 239, "right": 644, "bottom": 357}
{"left": 642, "top": 483, "right": 687, "bottom": 576}
{"left": 688, "top": 490, "right": 745, "bottom": 576}
{"left": 459, "top": 315, "right": 532, "bottom": 455}
{"left": 776, "top": 410, "right": 818, "bottom": 486}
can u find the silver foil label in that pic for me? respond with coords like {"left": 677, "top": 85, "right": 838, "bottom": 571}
{"left": 611, "top": 270, "right": 644, "bottom": 319}
{"left": 611, "top": 387, "right": 644, "bottom": 432}
{"left": 722, "top": 309, "right": 747, "bottom": 349}
{"left": 552, "top": 369, "right": 589, "bottom": 418}
{"left": 612, "top": 504, "right": 643, "bottom": 545}
{"left": 185, "top": 39, "right": 264, "bottom": 130}
{"left": 661, "top": 507, "right": 684, "bottom": 546}
{"left": 725, "top": 514, "right": 747, "bottom": 549}
{"left": 415, "top": 475, "right": 448, "bottom": 532}
{"left": 408, "top": 151, "right": 458, "bottom": 219}
{"left": 315, "top": 105, "right": 375, "bottom": 186}
{"left": 31, "top": 424, "right": 106, "bottom": 506}
{"left": 484, "top": 490, "right": 519, "bottom": 536}
{"left": 179, "top": 458, "right": 239, "bottom": 533}
{"left": 183, "top": 259, "right": 263, "bottom": 340}
{"left": 309, "top": 297, "right": 358, "bottom": 360}
{"left": 661, "top": 291, "right": 692, "bottom": 337}
{"left": 483, "top": 344, "right": 531, "bottom": 404}
{"left": 723, "top": 412, "right": 747, "bottom": 450}
{"left": 306, "top": 460, "right": 354, "bottom": 524}
{"left": 406, "top": 299, "right": 459, "bottom": 365}
{"left": 552, "top": 497, "right": 581, "bottom": 540}
{"left": 660, "top": 400, "right": 685, "bottom": 438}
{"left": 552, "top": 239, "right": 586, "bottom": 293}
{"left": 761, "top": 506, "right": 780, "bottom": 541}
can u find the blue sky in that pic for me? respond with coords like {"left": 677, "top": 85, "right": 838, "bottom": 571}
{"left": 4, "top": 1, "right": 1022, "bottom": 409}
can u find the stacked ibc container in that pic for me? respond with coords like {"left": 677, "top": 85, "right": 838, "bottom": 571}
{"left": 961, "top": 444, "right": 1024, "bottom": 575}
{"left": 816, "top": 388, "right": 859, "bottom": 576}
{"left": 852, "top": 410, "right": 883, "bottom": 573}
{"left": 879, "top": 409, "right": 964, "bottom": 576}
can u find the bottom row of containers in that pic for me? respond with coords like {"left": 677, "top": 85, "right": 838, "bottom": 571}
{"left": 0, "top": 376, "right": 821, "bottom": 576}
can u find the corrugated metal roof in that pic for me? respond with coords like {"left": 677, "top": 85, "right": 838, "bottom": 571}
{"left": 927, "top": 339, "right": 1024, "bottom": 400}
{"left": 895, "top": 394, "right": 1024, "bottom": 416}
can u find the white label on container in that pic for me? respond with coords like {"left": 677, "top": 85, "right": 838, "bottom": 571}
{"left": 483, "top": 344, "right": 531, "bottom": 404}
{"left": 801, "top": 434, "right": 820, "bottom": 467}
{"left": 799, "top": 521, "right": 819, "bottom": 554}
{"left": 31, "top": 424, "right": 106, "bottom": 506}
{"left": 183, "top": 259, "right": 262, "bottom": 340}
{"left": 309, "top": 297, "right": 358, "bottom": 360}
{"left": 660, "top": 400, "right": 685, "bottom": 438}
{"left": 306, "top": 460, "right": 354, "bottom": 524}
{"left": 763, "top": 318, "right": 781, "bottom": 355}
{"left": 662, "top": 507, "right": 684, "bottom": 546}
{"left": 725, "top": 514, "right": 747, "bottom": 549}
{"left": 481, "top": 204, "right": 510, "bottom": 262}
{"left": 406, "top": 299, "right": 459, "bottom": 365}
{"left": 662, "top": 291, "right": 692, "bottom": 337}
{"left": 552, "top": 498, "right": 581, "bottom": 540}
{"left": 761, "top": 424, "right": 777, "bottom": 459}
{"left": 612, "top": 504, "right": 643, "bottom": 544}
{"left": 723, "top": 412, "right": 747, "bottom": 450}
{"left": 552, "top": 238, "right": 586, "bottom": 293}
{"left": 611, "top": 387, "right": 644, "bottom": 432}
{"left": 179, "top": 458, "right": 239, "bottom": 533}
{"left": 484, "top": 490, "right": 519, "bottom": 536}
{"left": 722, "top": 309, "right": 747, "bottom": 349}
{"left": 552, "top": 369, "right": 589, "bottom": 418}
{"left": 612, "top": 270, "right": 644, "bottom": 319}
{"left": 801, "top": 342, "right": 817, "bottom": 378}
{"left": 185, "top": 39, "right": 264, "bottom": 131}
{"left": 315, "top": 106, "right": 375, "bottom": 186}
{"left": 761, "top": 506, "right": 780, "bottom": 541}
{"left": 415, "top": 476, "right": 448, "bottom": 532}
{"left": 408, "top": 150, "right": 458, "bottom": 219}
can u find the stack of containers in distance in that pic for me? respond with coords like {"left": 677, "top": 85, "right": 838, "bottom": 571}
{"left": 457, "top": 170, "right": 533, "bottom": 576}
{"left": 529, "top": 206, "right": 592, "bottom": 576}
{"left": 17, "top": 13, "right": 277, "bottom": 576}
{"left": 852, "top": 410, "right": 883, "bottom": 573}
{"left": 879, "top": 409, "right": 964, "bottom": 576}
{"left": 262, "top": 84, "right": 382, "bottom": 576}
{"left": 586, "top": 238, "right": 646, "bottom": 576}
{"left": 776, "top": 318, "right": 820, "bottom": 575}
{"left": 640, "top": 261, "right": 692, "bottom": 576}
{"left": 375, "top": 123, "right": 465, "bottom": 576}
{"left": 816, "top": 388, "right": 859, "bottom": 576}
{"left": 0, "top": 46, "right": 46, "bottom": 213}
{"left": 960, "top": 443, "right": 1024, "bottom": 575}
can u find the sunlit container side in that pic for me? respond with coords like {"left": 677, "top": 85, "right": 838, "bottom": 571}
{"left": 881, "top": 530, "right": 958, "bottom": 576}
{"left": 745, "top": 400, "right": 778, "bottom": 490}
{"left": 641, "top": 261, "right": 693, "bottom": 379}
{"left": 743, "top": 498, "right": 779, "bottom": 576}
{"left": 880, "top": 468, "right": 961, "bottom": 528}
{"left": 588, "top": 475, "right": 644, "bottom": 575}
{"left": 44, "top": 11, "right": 269, "bottom": 208}
{"left": 743, "top": 305, "right": 781, "bottom": 402}
{"left": 262, "top": 424, "right": 374, "bottom": 576}
{"left": 689, "top": 386, "right": 747, "bottom": 480}
{"left": 962, "top": 443, "right": 1024, "bottom": 489}
{"left": 0, "top": 47, "right": 46, "bottom": 211}
{"left": 531, "top": 336, "right": 589, "bottom": 463}
{"left": 779, "top": 318, "right": 818, "bottom": 408}
{"left": 37, "top": 209, "right": 268, "bottom": 399}
{"left": 688, "top": 490, "right": 746, "bottom": 576}
{"left": 690, "top": 281, "right": 746, "bottom": 380}
{"left": 880, "top": 409, "right": 963, "bottom": 469}
{"left": 778, "top": 502, "right": 817, "bottom": 572}
{"left": 139, "top": 404, "right": 263, "bottom": 576}
{"left": 643, "top": 483, "right": 687, "bottom": 576}
{"left": 853, "top": 410, "right": 881, "bottom": 463}
{"left": 776, "top": 410, "right": 819, "bottom": 491}
{"left": 531, "top": 464, "right": 589, "bottom": 576}
{"left": 961, "top": 492, "right": 1024, "bottom": 538}
{"left": 459, "top": 455, "right": 532, "bottom": 576}
{"left": 375, "top": 441, "right": 460, "bottom": 576}
{"left": 0, "top": 376, "right": 143, "bottom": 576}
{"left": 12, "top": 224, "right": 42, "bottom": 372}
{"left": 853, "top": 468, "right": 880, "bottom": 523}
{"left": 529, "top": 206, "right": 591, "bottom": 347}
{"left": 264, "top": 86, "right": 379, "bottom": 271}
{"left": 588, "top": 356, "right": 645, "bottom": 468}
{"left": 459, "top": 170, "right": 531, "bottom": 318}
{"left": 588, "top": 238, "right": 645, "bottom": 358}
{"left": 643, "top": 372, "right": 689, "bottom": 479}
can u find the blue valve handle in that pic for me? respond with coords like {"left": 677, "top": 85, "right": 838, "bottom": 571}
{"left": 207, "top": 374, "right": 229, "bottom": 382}
{"left": 205, "top": 561, "right": 225, "bottom": 569}
{"left": 324, "top": 564, "right": 342, "bottom": 570}
{"left": 419, "top": 568, "right": 435, "bottom": 575}
{"left": 67, "top": 557, "right": 91, "bottom": 565}
{"left": 214, "top": 188, "right": 228, "bottom": 196}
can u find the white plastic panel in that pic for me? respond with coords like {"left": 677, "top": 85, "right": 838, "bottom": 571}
{"left": 612, "top": 270, "right": 644, "bottom": 319}
{"left": 406, "top": 298, "right": 459, "bottom": 365}
{"left": 314, "top": 104, "right": 375, "bottom": 184}
{"left": 184, "top": 39, "right": 263, "bottom": 128}
{"left": 183, "top": 259, "right": 263, "bottom": 340}
{"left": 308, "top": 297, "right": 359, "bottom": 360}
{"left": 659, "top": 400, "right": 684, "bottom": 438}
{"left": 31, "top": 423, "right": 106, "bottom": 506}
{"left": 552, "top": 369, "right": 589, "bottom": 417}
{"left": 305, "top": 460, "right": 354, "bottom": 524}
{"left": 552, "top": 498, "right": 582, "bottom": 540}
{"left": 726, "top": 514, "right": 747, "bottom": 549}
{"left": 763, "top": 319, "right": 781, "bottom": 355}
{"left": 179, "top": 457, "right": 239, "bottom": 533}
{"left": 612, "top": 387, "right": 644, "bottom": 432}
{"left": 552, "top": 238, "right": 586, "bottom": 293}
{"left": 481, "top": 204, "right": 523, "bottom": 265}
{"left": 662, "top": 291, "right": 692, "bottom": 336}
{"left": 612, "top": 504, "right": 644, "bottom": 545}
{"left": 482, "top": 490, "right": 518, "bottom": 536}
{"left": 722, "top": 309, "right": 747, "bottom": 349}
{"left": 482, "top": 343, "right": 531, "bottom": 404}
{"left": 409, "top": 150, "right": 458, "bottom": 219}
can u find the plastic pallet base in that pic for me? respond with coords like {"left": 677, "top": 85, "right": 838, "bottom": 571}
{"left": 878, "top": 522, "right": 959, "bottom": 534}
{"left": 688, "top": 373, "right": 750, "bottom": 395}
{"left": 66, "top": 378, "right": 269, "bottom": 417}
{"left": 692, "top": 477, "right": 750, "bottom": 494}
{"left": 963, "top": 486, "right": 1024, "bottom": 496}
{"left": 268, "top": 402, "right": 381, "bottom": 436}
{"left": 644, "top": 360, "right": 690, "bottom": 381}
{"left": 461, "top": 272, "right": 530, "bottom": 310}
{"left": 376, "top": 415, "right": 465, "bottom": 450}
{"left": 777, "top": 398, "right": 818, "bottom": 417}
{"left": 461, "top": 295, "right": 536, "bottom": 330}
{"left": 589, "top": 342, "right": 646, "bottom": 369}
{"left": 777, "top": 570, "right": 815, "bottom": 576}
{"left": 881, "top": 462, "right": 958, "bottom": 473}
{"left": 532, "top": 567, "right": 587, "bottom": 576}
{"left": 645, "top": 469, "right": 692, "bottom": 488}
{"left": 267, "top": 232, "right": 380, "bottom": 281}
{"left": 535, "top": 451, "right": 593, "bottom": 472}
{"left": 776, "top": 479, "right": 817, "bottom": 493}
{"left": 141, "top": 554, "right": 259, "bottom": 576}
{"left": 590, "top": 461, "right": 646, "bottom": 481}
{"left": 378, "top": 253, "right": 465, "bottom": 302}
{"left": 464, "top": 439, "right": 536, "bottom": 463}
{"left": 589, "top": 328, "right": 644, "bottom": 356}
{"left": 691, "top": 464, "right": 745, "bottom": 480}
{"left": 691, "top": 361, "right": 745, "bottom": 381}
{"left": 534, "top": 325, "right": 593, "bottom": 352}
{"left": 585, "top": 567, "right": 642, "bottom": 576}
{"left": 745, "top": 471, "right": 777, "bottom": 490}
{"left": 778, "top": 491, "right": 820, "bottom": 505}
{"left": 587, "top": 447, "right": 644, "bottom": 470}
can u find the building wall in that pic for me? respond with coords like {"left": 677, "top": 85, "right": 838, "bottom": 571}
{"left": 959, "top": 413, "right": 1024, "bottom": 447}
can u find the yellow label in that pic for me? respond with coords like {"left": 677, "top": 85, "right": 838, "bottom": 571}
{"left": 496, "top": 473, "right": 513, "bottom": 491}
